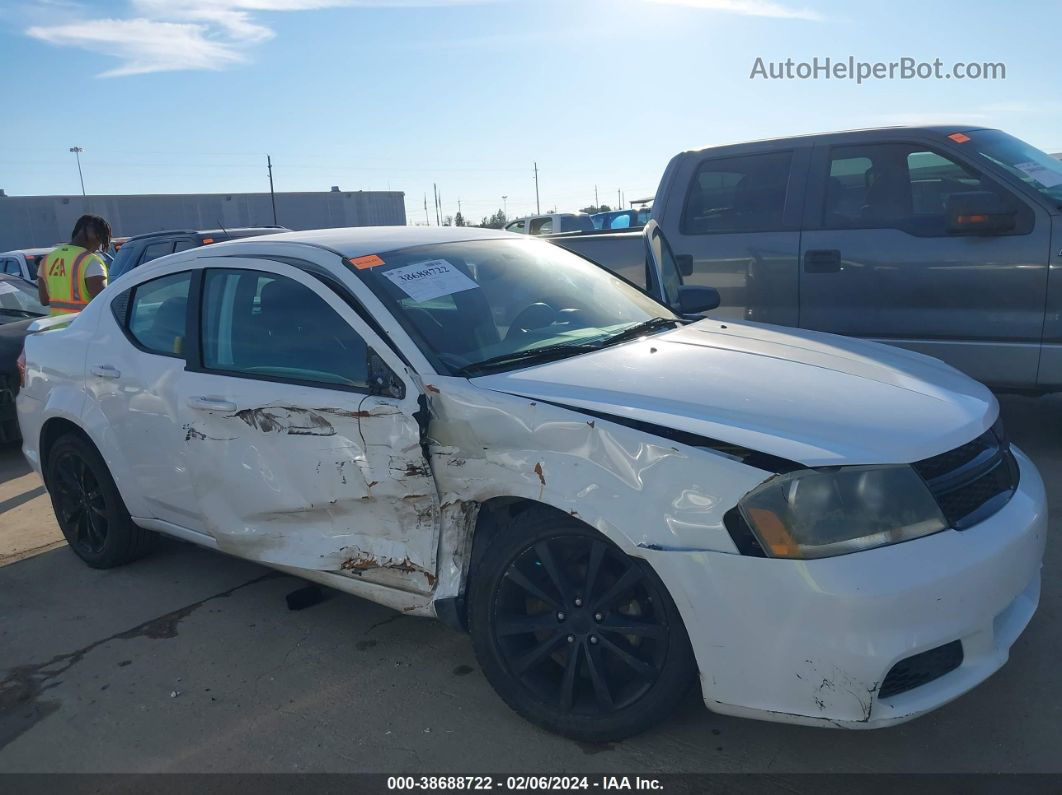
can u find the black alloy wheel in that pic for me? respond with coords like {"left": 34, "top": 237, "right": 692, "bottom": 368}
{"left": 470, "top": 509, "right": 695, "bottom": 741}
{"left": 45, "top": 434, "right": 156, "bottom": 568}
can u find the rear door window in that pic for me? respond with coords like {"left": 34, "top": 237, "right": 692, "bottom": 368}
{"left": 682, "top": 151, "right": 793, "bottom": 234}
{"left": 529, "top": 217, "right": 553, "bottom": 235}
{"left": 127, "top": 272, "right": 192, "bottom": 357}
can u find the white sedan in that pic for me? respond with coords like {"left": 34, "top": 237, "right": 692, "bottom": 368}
{"left": 17, "top": 226, "right": 1046, "bottom": 741}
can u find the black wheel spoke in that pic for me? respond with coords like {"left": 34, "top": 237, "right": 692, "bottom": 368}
{"left": 583, "top": 540, "right": 606, "bottom": 603}
{"left": 590, "top": 565, "right": 644, "bottom": 612}
{"left": 533, "top": 541, "right": 571, "bottom": 606}
{"left": 513, "top": 633, "right": 564, "bottom": 675}
{"left": 597, "top": 634, "right": 656, "bottom": 679}
{"left": 496, "top": 614, "right": 560, "bottom": 637}
{"left": 597, "top": 617, "right": 665, "bottom": 640}
{"left": 584, "top": 643, "right": 614, "bottom": 710}
{"left": 505, "top": 567, "right": 561, "bottom": 609}
{"left": 559, "top": 642, "right": 581, "bottom": 713}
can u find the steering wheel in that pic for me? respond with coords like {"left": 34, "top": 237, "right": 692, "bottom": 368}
{"left": 505, "top": 302, "right": 557, "bottom": 341}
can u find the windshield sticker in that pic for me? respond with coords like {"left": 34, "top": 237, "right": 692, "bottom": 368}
{"left": 0, "top": 282, "right": 20, "bottom": 296}
{"left": 381, "top": 259, "right": 478, "bottom": 302}
{"left": 349, "top": 254, "right": 386, "bottom": 269}
{"left": 1012, "top": 161, "right": 1062, "bottom": 188}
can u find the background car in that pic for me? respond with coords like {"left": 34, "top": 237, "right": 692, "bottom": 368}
{"left": 591, "top": 208, "right": 651, "bottom": 230}
{"left": 504, "top": 213, "right": 595, "bottom": 235}
{"left": 0, "top": 247, "right": 53, "bottom": 283}
{"left": 108, "top": 226, "right": 289, "bottom": 281}
{"left": 0, "top": 274, "right": 46, "bottom": 442}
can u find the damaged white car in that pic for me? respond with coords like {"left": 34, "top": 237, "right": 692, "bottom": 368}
{"left": 17, "top": 226, "right": 1046, "bottom": 741}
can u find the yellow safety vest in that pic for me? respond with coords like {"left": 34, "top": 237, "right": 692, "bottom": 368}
{"left": 40, "top": 244, "right": 108, "bottom": 316}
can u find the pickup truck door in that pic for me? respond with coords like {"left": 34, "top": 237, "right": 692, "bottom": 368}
{"left": 798, "top": 139, "right": 1051, "bottom": 388}
{"left": 655, "top": 146, "right": 810, "bottom": 326}
{"left": 175, "top": 257, "right": 440, "bottom": 593}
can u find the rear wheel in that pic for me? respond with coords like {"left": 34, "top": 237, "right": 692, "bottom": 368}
{"left": 46, "top": 434, "right": 155, "bottom": 568}
{"left": 469, "top": 508, "right": 696, "bottom": 741}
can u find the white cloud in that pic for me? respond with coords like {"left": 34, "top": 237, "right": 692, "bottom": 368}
{"left": 645, "top": 0, "right": 823, "bottom": 21}
{"left": 25, "top": 0, "right": 489, "bottom": 77}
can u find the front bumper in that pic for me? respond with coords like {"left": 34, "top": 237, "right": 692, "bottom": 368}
{"left": 646, "top": 446, "right": 1047, "bottom": 728}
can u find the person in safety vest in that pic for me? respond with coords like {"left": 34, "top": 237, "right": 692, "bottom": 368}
{"left": 38, "top": 214, "right": 111, "bottom": 316}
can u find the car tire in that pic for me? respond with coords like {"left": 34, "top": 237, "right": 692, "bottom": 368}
{"left": 45, "top": 433, "right": 156, "bottom": 568}
{"left": 469, "top": 507, "right": 696, "bottom": 742}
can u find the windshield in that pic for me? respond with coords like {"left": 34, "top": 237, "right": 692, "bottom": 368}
{"left": 967, "top": 129, "right": 1062, "bottom": 207}
{"left": 0, "top": 277, "right": 46, "bottom": 320}
{"left": 353, "top": 238, "right": 677, "bottom": 375}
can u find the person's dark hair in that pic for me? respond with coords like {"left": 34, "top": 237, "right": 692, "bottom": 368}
{"left": 71, "top": 214, "right": 112, "bottom": 250}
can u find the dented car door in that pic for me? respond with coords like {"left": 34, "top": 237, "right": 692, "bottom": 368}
{"left": 175, "top": 258, "right": 440, "bottom": 591}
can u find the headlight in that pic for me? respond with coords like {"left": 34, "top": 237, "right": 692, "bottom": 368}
{"left": 738, "top": 465, "right": 947, "bottom": 560}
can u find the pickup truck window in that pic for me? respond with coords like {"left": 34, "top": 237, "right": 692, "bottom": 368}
{"left": 824, "top": 143, "right": 1021, "bottom": 236}
{"left": 682, "top": 151, "right": 792, "bottom": 234}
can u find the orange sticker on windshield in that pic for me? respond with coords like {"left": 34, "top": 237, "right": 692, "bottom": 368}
{"left": 349, "top": 254, "right": 386, "bottom": 269}
{"left": 948, "top": 133, "right": 971, "bottom": 143}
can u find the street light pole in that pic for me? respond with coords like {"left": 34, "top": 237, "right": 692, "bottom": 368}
{"left": 69, "top": 146, "right": 85, "bottom": 196}
{"left": 502, "top": 195, "right": 508, "bottom": 219}
{"left": 267, "top": 154, "right": 277, "bottom": 225}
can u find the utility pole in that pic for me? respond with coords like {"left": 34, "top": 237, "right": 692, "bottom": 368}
{"left": 267, "top": 155, "right": 277, "bottom": 225}
{"left": 502, "top": 195, "right": 508, "bottom": 219}
{"left": 594, "top": 185, "right": 599, "bottom": 209}
{"left": 424, "top": 194, "right": 429, "bottom": 225}
{"left": 533, "top": 162, "right": 540, "bottom": 214}
{"left": 433, "top": 183, "right": 441, "bottom": 225}
{"left": 617, "top": 188, "right": 622, "bottom": 209}
{"left": 69, "top": 146, "right": 85, "bottom": 196}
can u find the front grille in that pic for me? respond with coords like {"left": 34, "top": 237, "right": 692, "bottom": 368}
{"left": 912, "top": 426, "right": 1018, "bottom": 529}
{"left": 879, "top": 641, "right": 963, "bottom": 699}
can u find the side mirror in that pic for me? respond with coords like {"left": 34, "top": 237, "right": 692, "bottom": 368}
{"left": 947, "top": 191, "right": 1016, "bottom": 235}
{"left": 675, "top": 254, "right": 694, "bottom": 277}
{"left": 368, "top": 348, "right": 405, "bottom": 399}
{"left": 675, "top": 285, "right": 720, "bottom": 315}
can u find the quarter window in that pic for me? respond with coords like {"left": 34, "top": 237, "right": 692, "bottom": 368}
{"left": 683, "top": 152, "right": 793, "bottom": 234}
{"left": 529, "top": 217, "right": 553, "bottom": 235}
{"left": 200, "top": 269, "right": 370, "bottom": 389}
{"left": 824, "top": 143, "right": 1022, "bottom": 235}
{"left": 128, "top": 272, "right": 192, "bottom": 357}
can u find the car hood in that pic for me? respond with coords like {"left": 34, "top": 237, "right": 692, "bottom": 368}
{"left": 474, "top": 318, "right": 996, "bottom": 467}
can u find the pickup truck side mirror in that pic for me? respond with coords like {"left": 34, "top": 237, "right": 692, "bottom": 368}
{"left": 675, "top": 285, "right": 720, "bottom": 315}
{"left": 947, "top": 191, "right": 1016, "bottom": 235}
{"left": 674, "top": 254, "right": 694, "bottom": 277}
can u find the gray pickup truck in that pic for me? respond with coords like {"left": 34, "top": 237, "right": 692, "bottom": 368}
{"left": 551, "top": 126, "right": 1062, "bottom": 391}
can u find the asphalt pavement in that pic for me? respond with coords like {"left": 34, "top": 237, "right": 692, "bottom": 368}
{"left": 0, "top": 394, "right": 1059, "bottom": 773}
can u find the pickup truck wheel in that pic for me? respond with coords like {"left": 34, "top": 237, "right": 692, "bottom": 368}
{"left": 46, "top": 434, "right": 156, "bottom": 569}
{"left": 469, "top": 509, "right": 696, "bottom": 741}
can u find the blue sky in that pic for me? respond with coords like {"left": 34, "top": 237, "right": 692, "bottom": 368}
{"left": 1, "top": 0, "right": 1059, "bottom": 224}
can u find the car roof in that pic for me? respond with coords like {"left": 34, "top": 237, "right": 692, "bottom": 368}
{"left": 123, "top": 227, "right": 288, "bottom": 243}
{"left": 0, "top": 247, "right": 53, "bottom": 256}
{"left": 206, "top": 225, "right": 519, "bottom": 259}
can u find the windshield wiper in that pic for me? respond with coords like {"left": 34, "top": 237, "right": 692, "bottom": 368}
{"left": 596, "top": 317, "right": 680, "bottom": 349}
{"left": 0, "top": 308, "right": 44, "bottom": 319}
{"left": 454, "top": 342, "right": 602, "bottom": 377}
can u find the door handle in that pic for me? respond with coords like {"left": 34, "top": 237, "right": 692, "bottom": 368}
{"left": 90, "top": 365, "right": 121, "bottom": 378}
{"left": 803, "top": 249, "right": 842, "bottom": 273}
{"left": 186, "top": 396, "right": 237, "bottom": 412}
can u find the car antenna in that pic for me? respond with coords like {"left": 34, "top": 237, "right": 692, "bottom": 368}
{"left": 217, "top": 218, "right": 229, "bottom": 238}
